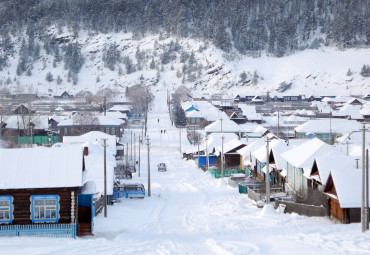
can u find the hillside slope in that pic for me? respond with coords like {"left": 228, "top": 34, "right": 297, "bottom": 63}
{"left": 0, "top": 30, "right": 369, "bottom": 96}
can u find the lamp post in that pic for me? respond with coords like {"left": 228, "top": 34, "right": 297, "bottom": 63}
{"left": 266, "top": 138, "right": 270, "bottom": 204}
{"left": 102, "top": 138, "right": 108, "bottom": 218}
{"left": 146, "top": 137, "right": 151, "bottom": 197}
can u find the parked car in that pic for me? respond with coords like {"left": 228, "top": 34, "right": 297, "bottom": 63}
{"left": 111, "top": 183, "right": 145, "bottom": 200}
{"left": 158, "top": 163, "right": 167, "bottom": 172}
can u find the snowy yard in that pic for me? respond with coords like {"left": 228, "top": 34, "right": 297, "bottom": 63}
{"left": 1, "top": 92, "right": 370, "bottom": 255}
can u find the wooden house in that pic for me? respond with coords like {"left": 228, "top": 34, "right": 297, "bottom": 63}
{"left": 0, "top": 146, "right": 95, "bottom": 237}
{"left": 186, "top": 110, "right": 208, "bottom": 128}
{"left": 54, "top": 91, "right": 74, "bottom": 99}
{"left": 295, "top": 119, "right": 362, "bottom": 145}
{"left": 12, "top": 104, "right": 34, "bottom": 115}
{"left": 230, "top": 112, "right": 247, "bottom": 124}
{"left": 324, "top": 168, "right": 362, "bottom": 224}
{"left": 283, "top": 95, "right": 302, "bottom": 102}
{"left": 281, "top": 138, "right": 338, "bottom": 194}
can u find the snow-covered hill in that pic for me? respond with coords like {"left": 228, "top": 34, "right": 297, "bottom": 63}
{"left": 1, "top": 29, "right": 369, "bottom": 97}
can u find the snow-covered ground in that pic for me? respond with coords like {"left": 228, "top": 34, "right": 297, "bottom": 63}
{"left": 1, "top": 92, "right": 370, "bottom": 255}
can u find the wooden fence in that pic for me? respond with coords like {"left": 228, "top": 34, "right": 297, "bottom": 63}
{"left": 0, "top": 224, "right": 76, "bottom": 238}
{"left": 276, "top": 200, "right": 328, "bottom": 217}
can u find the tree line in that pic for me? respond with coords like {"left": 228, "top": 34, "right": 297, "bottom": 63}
{"left": 0, "top": 0, "right": 368, "bottom": 58}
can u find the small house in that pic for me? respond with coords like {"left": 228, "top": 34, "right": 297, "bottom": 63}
{"left": 0, "top": 146, "right": 94, "bottom": 237}
{"left": 324, "top": 168, "right": 363, "bottom": 223}
{"left": 280, "top": 138, "right": 339, "bottom": 193}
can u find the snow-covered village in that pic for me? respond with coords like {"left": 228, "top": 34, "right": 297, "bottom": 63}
{"left": 0, "top": 1, "right": 370, "bottom": 254}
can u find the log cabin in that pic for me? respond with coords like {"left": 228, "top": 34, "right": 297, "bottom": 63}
{"left": 0, "top": 146, "right": 94, "bottom": 237}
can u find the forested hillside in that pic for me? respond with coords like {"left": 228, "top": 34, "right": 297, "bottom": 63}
{"left": 1, "top": 0, "right": 369, "bottom": 56}
{"left": 0, "top": 0, "right": 368, "bottom": 95}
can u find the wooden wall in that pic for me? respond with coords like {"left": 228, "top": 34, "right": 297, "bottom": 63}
{"left": 0, "top": 187, "right": 78, "bottom": 225}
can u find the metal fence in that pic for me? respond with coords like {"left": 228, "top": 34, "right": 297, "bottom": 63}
{"left": 0, "top": 224, "right": 76, "bottom": 238}
{"left": 275, "top": 200, "right": 328, "bottom": 217}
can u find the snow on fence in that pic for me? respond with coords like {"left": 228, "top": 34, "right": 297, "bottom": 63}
{"left": 0, "top": 224, "right": 76, "bottom": 238}
{"left": 275, "top": 200, "right": 328, "bottom": 217}
{"left": 247, "top": 188, "right": 262, "bottom": 202}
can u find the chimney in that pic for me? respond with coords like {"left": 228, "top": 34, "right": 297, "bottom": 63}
{"left": 83, "top": 146, "right": 89, "bottom": 156}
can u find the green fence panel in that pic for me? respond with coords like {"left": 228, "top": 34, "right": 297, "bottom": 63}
{"left": 18, "top": 136, "right": 59, "bottom": 145}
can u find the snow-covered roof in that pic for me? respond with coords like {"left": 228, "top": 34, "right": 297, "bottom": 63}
{"left": 360, "top": 103, "right": 370, "bottom": 116}
{"left": 281, "top": 138, "right": 340, "bottom": 178}
{"left": 58, "top": 115, "right": 122, "bottom": 126}
{"left": 63, "top": 131, "right": 117, "bottom": 156}
{"left": 0, "top": 146, "right": 84, "bottom": 189}
{"left": 49, "top": 114, "right": 62, "bottom": 123}
{"left": 186, "top": 110, "right": 204, "bottom": 118}
{"left": 214, "top": 138, "right": 245, "bottom": 156}
{"left": 181, "top": 100, "right": 225, "bottom": 122}
{"left": 328, "top": 168, "right": 365, "bottom": 208}
{"left": 236, "top": 139, "right": 266, "bottom": 161}
{"left": 313, "top": 154, "right": 356, "bottom": 185}
{"left": 206, "top": 133, "right": 239, "bottom": 152}
{"left": 238, "top": 104, "right": 262, "bottom": 120}
{"left": 55, "top": 107, "right": 65, "bottom": 112}
{"left": 332, "top": 104, "right": 363, "bottom": 120}
{"left": 108, "top": 105, "right": 131, "bottom": 112}
{"left": 252, "top": 139, "right": 291, "bottom": 171}
{"left": 2, "top": 115, "right": 49, "bottom": 130}
{"left": 205, "top": 118, "right": 241, "bottom": 132}
{"left": 295, "top": 118, "right": 362, "bottom": 134}
{"left": 104, "top": 111, "right": 128, "bottom": 120}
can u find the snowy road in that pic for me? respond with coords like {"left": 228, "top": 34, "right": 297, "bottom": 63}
{"left": 1, "top": 92, "right": 370, "bottom": 255}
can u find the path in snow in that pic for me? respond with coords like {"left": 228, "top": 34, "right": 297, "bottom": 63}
{"left": 1, "top": 91, "right": 370, "bottom": 255}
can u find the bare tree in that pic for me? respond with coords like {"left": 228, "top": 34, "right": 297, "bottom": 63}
{"left": 172, "top": 85, "right": 191, "bottom": 106}
{"left": 126, "top": 84, "right": 154, "bottom": 136}
{"left": 75, "top": 90, "right": 94, "bottom": 104}
{"left": 72, "top": 111, "right": 100, "bottom": 135}
{"left": 95, "top": 88, "right": 117, "bottom": 103}
{"left": 14, "top": 101, "right": 40, "bottom": 146}
{"left": 126, "top": 84, "right": 154, "bottom": 114}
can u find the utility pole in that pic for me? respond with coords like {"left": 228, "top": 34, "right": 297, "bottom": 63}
{"left": 220, "top": 117, "right": 223, "bottom": 133}
{"left": 179, "top": 127, "right": 182, "bottom": 153}
{"left": 130, "top": 131, "right": 133, "bottom": 162}
{"left": 103, "top": 138, "right": 108, "bottom": 217}
{"left": 206, "top": 134, "right": 210, "bottom": 171}
{"left": 134, "top": 133, "right": 136, "bottom": 171}
{"left": 266, "top": 138, "right": 270, "bottom": 205}
{"left": 104, "top": 97, "right": 107, "bottom": 116}
{"left": 362, "top": 123, "right": 367, "bottom": 232}
{"left": 221, "top": 135, "right": 224, "bottom": 179}
{"left": 138, "top": 135, "right": 141, "bottom": 177}
{"left": 197, "top": 136, "right": 200, "bottom": 168}
{"left": 146, "top": 137, "right": 151, "bottom": 197}
{"left": 141, "top": 123, "right": 144, "bottom": 140}
{"left": 30, "top": 125, "right": 33, "bottom": 147}
{"left": 277, "top": 110, "right": 280, "bottom": 139}
{"left": 366, "top": 149, "right": 369, "bottom": 230}
{"left": 126, "top": 142, "right": 128, "bottom": 167}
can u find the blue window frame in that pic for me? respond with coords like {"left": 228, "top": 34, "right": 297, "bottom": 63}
{"left": 31, "top": 195, "right": 59, "bottom": 223}
{"left": 0, "top": 196, "right": 12, "bottom": 224}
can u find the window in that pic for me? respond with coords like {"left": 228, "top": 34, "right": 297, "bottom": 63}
{"left": 64, "top": 127, "right": 68, "bottom": 135}
{"left": 31, "top": 195, "right": 59, "bottom": 223}
{"left": 0, "top": 196, "right": 12, "bottom": 224}
{"left": 111, "top": 128, "right": 115, "bottom": 135}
